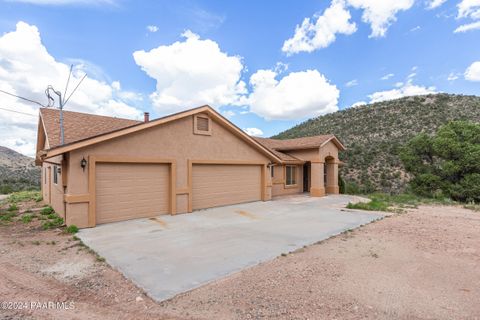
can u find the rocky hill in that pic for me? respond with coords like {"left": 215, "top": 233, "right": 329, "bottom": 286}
{"left": 0, "top": 146, "right": 40, "bottom": 194}
{"left": 274, "top": 94, "right": 480, "bottom": 193}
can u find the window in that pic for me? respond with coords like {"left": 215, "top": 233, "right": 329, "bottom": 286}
{"left": 270, "top": 165, "right": 274, "bottom": 178}
{"left": 53, "top": 165, "right": 58, "bottom": 185}
{"left": 44, "top": 168, "right": 47, "bottom": 184}
{"left": 193, "top": 114, "right": 212, "bottom": 135}
{"left": 286, "top": 165, "right": 297, "bottom": 186}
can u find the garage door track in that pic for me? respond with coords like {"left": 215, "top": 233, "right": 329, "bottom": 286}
{"left": 78, "top": 195, "right": 382, "bottom": 301}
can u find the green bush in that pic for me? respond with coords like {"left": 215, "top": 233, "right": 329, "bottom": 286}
{"left": 338, "top": 174, "right": 346, "bottom": 194}
{"left": 400, "top": 121, "right": 480, "bottom": 202}
{"left": 21, "top": 214, "right": 33, "bottom": 223}
{"left": 40, "top": 206, "right": 54, "bottom": 215}
{"left": 347, "top": 198, "right": 389, "bottom": 211}
{"left": 65, "top": 225, "right": 79, "bottom": 234}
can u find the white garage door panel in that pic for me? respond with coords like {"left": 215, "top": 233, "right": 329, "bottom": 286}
{"left": 192, "top": 164, "right": 262, "bottom": 210}
{"left": 96, "top": 163, "right": 169, "bottom": 224}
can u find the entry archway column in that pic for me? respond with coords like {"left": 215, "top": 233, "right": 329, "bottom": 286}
{"left": 310, "top": 161, "right": 325, "bottom": 197}
{"left": 325, "top": 161, "right": 339, "bottom": 194}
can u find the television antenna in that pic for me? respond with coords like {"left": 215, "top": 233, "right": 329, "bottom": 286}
{"left": 45, "top": 65, "right": 87, "bottom": 145}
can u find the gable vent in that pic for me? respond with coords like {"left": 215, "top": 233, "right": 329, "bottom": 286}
{"left": 197, "top": 116, "right": 209, "bottom": 131}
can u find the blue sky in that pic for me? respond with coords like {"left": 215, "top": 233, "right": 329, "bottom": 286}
{"left": 0, "top": 0, "right": 479, "bottom": 156}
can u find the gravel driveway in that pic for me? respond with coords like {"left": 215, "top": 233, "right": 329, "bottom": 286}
{"left": 79, "top": 195, "right": 381, "bottom": 301}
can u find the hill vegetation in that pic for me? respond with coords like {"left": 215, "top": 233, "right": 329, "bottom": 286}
{"left": 274, "top": 94, "right": 480, "bottom": 193}
{"left": 0, "top": 146, "right": 40, "bottom": 194}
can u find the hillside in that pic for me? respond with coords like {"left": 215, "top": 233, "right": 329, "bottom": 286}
{"left": 274, "top": 93, "right": 480, "bottom": 193}
{"left": 0, "top": 146, "right": 40, "bottom": 194}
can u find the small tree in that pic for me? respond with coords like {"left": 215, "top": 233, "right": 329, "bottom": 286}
{"left": 400, "top": 121, "right": 480, "bottom": 202}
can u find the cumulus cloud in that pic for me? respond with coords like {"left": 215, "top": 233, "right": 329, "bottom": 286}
{"left": 133, "top": 30, "right": 247, "bottom": 114}
{"left": 282, "top": 0, "right": 357, "bottom": 54}
{"left": 465, "top": 61, "right": 480, "bottom": 81}
{"left": 368, "top": 78, "right": 436, "bottom": 103}
{"left": 350, "top": 101, "right": 367, "bottom": 108}
{"left": 447, "top": 72, "right": 460, "bottom": 81}
{"left": 426, "top": 0, "right": 448, "bottom": 9}
{"left": 0, "top": 21, "right": 143, "bottom": 156}
{"left": 347, "top": 0, "right": 415, "bottom": 37}
{"left": 146, "top": 25, "right": 159, "bottom": 33}
{"left": 282, "top": 0, "right": 415, "bottom": 54}
{"left": 246, "top": 69, "right": 339, "bottom": 120}
{"left": 243, "top": 127, "right": 264, "bottom": 136}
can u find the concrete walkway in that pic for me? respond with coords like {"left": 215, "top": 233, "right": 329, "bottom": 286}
{"left": 79, "top": 195, "right": 382, "bottom": 301}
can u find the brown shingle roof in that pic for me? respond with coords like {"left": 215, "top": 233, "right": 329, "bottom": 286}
{"left": 254, "top": 135, "right": 333, "bottom": 151}
{"left": 40, "top": 108, "right": 141, "bottom": 149}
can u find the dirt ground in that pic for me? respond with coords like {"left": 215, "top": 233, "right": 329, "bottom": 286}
{"left": 1, "top": 202, "right": 479, "bottom": 320}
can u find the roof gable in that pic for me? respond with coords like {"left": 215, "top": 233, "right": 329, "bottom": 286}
{"left": 41, "top": 106, "right": 281, "bottom": 162}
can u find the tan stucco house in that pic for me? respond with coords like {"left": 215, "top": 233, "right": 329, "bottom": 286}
{"left": 36, "top": 105, "right": 345, "bottom": 228}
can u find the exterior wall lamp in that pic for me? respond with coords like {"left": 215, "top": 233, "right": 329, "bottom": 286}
{"left": 80, "top": 157, "right": 87, "bottom": 172}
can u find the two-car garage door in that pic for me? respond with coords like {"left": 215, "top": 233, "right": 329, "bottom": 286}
{"left": 95, "top": 163, "right": 170, "bottom": 224}
{"left": 192, "top": 164, "right": 262, "bottom": 210}
{"left": 95, "top": 162, "right": 262, "bottom": 224}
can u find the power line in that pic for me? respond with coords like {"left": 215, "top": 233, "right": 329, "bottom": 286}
{"left": 0, "top": 107, "right": 36, "bottom": 117}
{"left": 0, "top": 89, "right": 45, "bottom": 107}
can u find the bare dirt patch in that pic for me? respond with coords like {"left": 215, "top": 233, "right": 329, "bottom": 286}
{"left": 161, "top": 205, "right": 480, "bottom": 320}
{"left": 1, "top": 202, "right": 479, "bottom": 319}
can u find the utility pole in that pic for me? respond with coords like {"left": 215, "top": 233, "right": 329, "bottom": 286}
{"left": 46, "top": 86, "right": 65, "bottom": 145}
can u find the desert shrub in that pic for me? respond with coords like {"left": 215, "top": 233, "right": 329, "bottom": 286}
{"left": 65, "top": 225, "right": 79, "bottom": 234}
{"left": 400, "top": 121, "right": 480, "bottom": 202}
{"left": 41, "top": 216, "right": 64, "bottom": 230}
{"left": 7, "top": 191, "right": 42, "bottom": 204}
{"left": 40, "top": 206, "right": 54, "bottom": 215}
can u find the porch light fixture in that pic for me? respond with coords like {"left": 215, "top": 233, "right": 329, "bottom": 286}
{"left": 80, "top": 157, "right": 87, "bottom": 172}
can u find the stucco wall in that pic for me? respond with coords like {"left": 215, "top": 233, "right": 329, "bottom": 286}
{"left": 271, "top": 164, "right": 303, "bottom": 197}
{"left": 64, "top": 114, "right": 271, "bottom": 227}
{"left": 42, "top": 155, "right": 65, "bottom": 218}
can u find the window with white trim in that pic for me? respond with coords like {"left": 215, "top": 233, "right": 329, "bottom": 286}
{"left": 286, "top": 165, "right": 297, "bottom": 186}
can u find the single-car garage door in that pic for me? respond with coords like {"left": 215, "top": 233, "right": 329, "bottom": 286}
{"left": 192, "top": 164, "right": 262, "bottom": 210}
{"left": 96, "top": 163, "right": 170, "bottom": 224}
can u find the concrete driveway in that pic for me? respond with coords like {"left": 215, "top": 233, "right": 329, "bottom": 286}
{"left": 79, "top": 195, "right": 382, "bottom": 301}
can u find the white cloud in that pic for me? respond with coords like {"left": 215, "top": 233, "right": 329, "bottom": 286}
{"left": 457, "top": 0, "right": 480, "bottom": 19}
{"left": 347, "top": 0, "right": 415, "bottom": 37}
{"left": 381, "top": 73, "right": 394, "bottom": 80}
{"left": 282, "top": 0, "right": 357, "bottom": 55}
{"left": 426, "top": 0, "right": 448, "bottom": 10}
{"left": 447, "top": 72, "right": 460, "bottom": 81}
{"left": 345, "top": 79, "right": 358, "bottom": 87}
{"left": 5, "top": 0, "right": 117, "bottom": 5}
{"left": 410, "top": 25, "right": 421, "bottom": 32}
{"left": 243, "top": 128, "right": 264, "bottom": 137}
{"left": 246, "top": 69, "right": 339, "bottom": 120}
{"left": 454, "top": 20, "right": 480, "bottom": 32}
{"left": 0, "top": 21, "right": 143, "bottom": 156}
{"left": 465, "top": 61, "right": 480, "bottom": 81}
{"left": 146, "top": 25, "right": 159, "bottom": 33}
{"left": 133, "top": 30, "right": 247, "bottom": 114}
{"left": 350, "top": 101, "right": 367, "bottom": 108}
{"left": 368, "top": 79, "right": 436, "bottom": 103}
{"left": 222, "top": 110, "right": 236, "bottom": 118}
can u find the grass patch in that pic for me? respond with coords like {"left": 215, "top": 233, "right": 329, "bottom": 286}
{"left": 464, "top": 203, "right": 480, "bottom": 212}
{"left": 346, "top": 193, "right": 455, "bottom": 212}
{"left": 7, "top": 204, "right": 18, "bottom": 212}
{"left": 41, "top": 215, "right": 64, "bottom": 230}
{"left": 7, "top": 191, "right": 42, "bottom": 204}
{"left": 0, "top": 211, "right": 16, "bottom": 222}
{"left": 21, "top": 214, "right": 33, "bottom": 224}
{"left": 40, "top": 206, "right": 54, "bottom": 216}
{"left": 65, "top": 225, "right": 79, "bottom": 234}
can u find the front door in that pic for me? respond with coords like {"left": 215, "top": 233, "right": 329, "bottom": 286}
{"left": 303, "top": 162, "right": 310, "bottom": 192}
